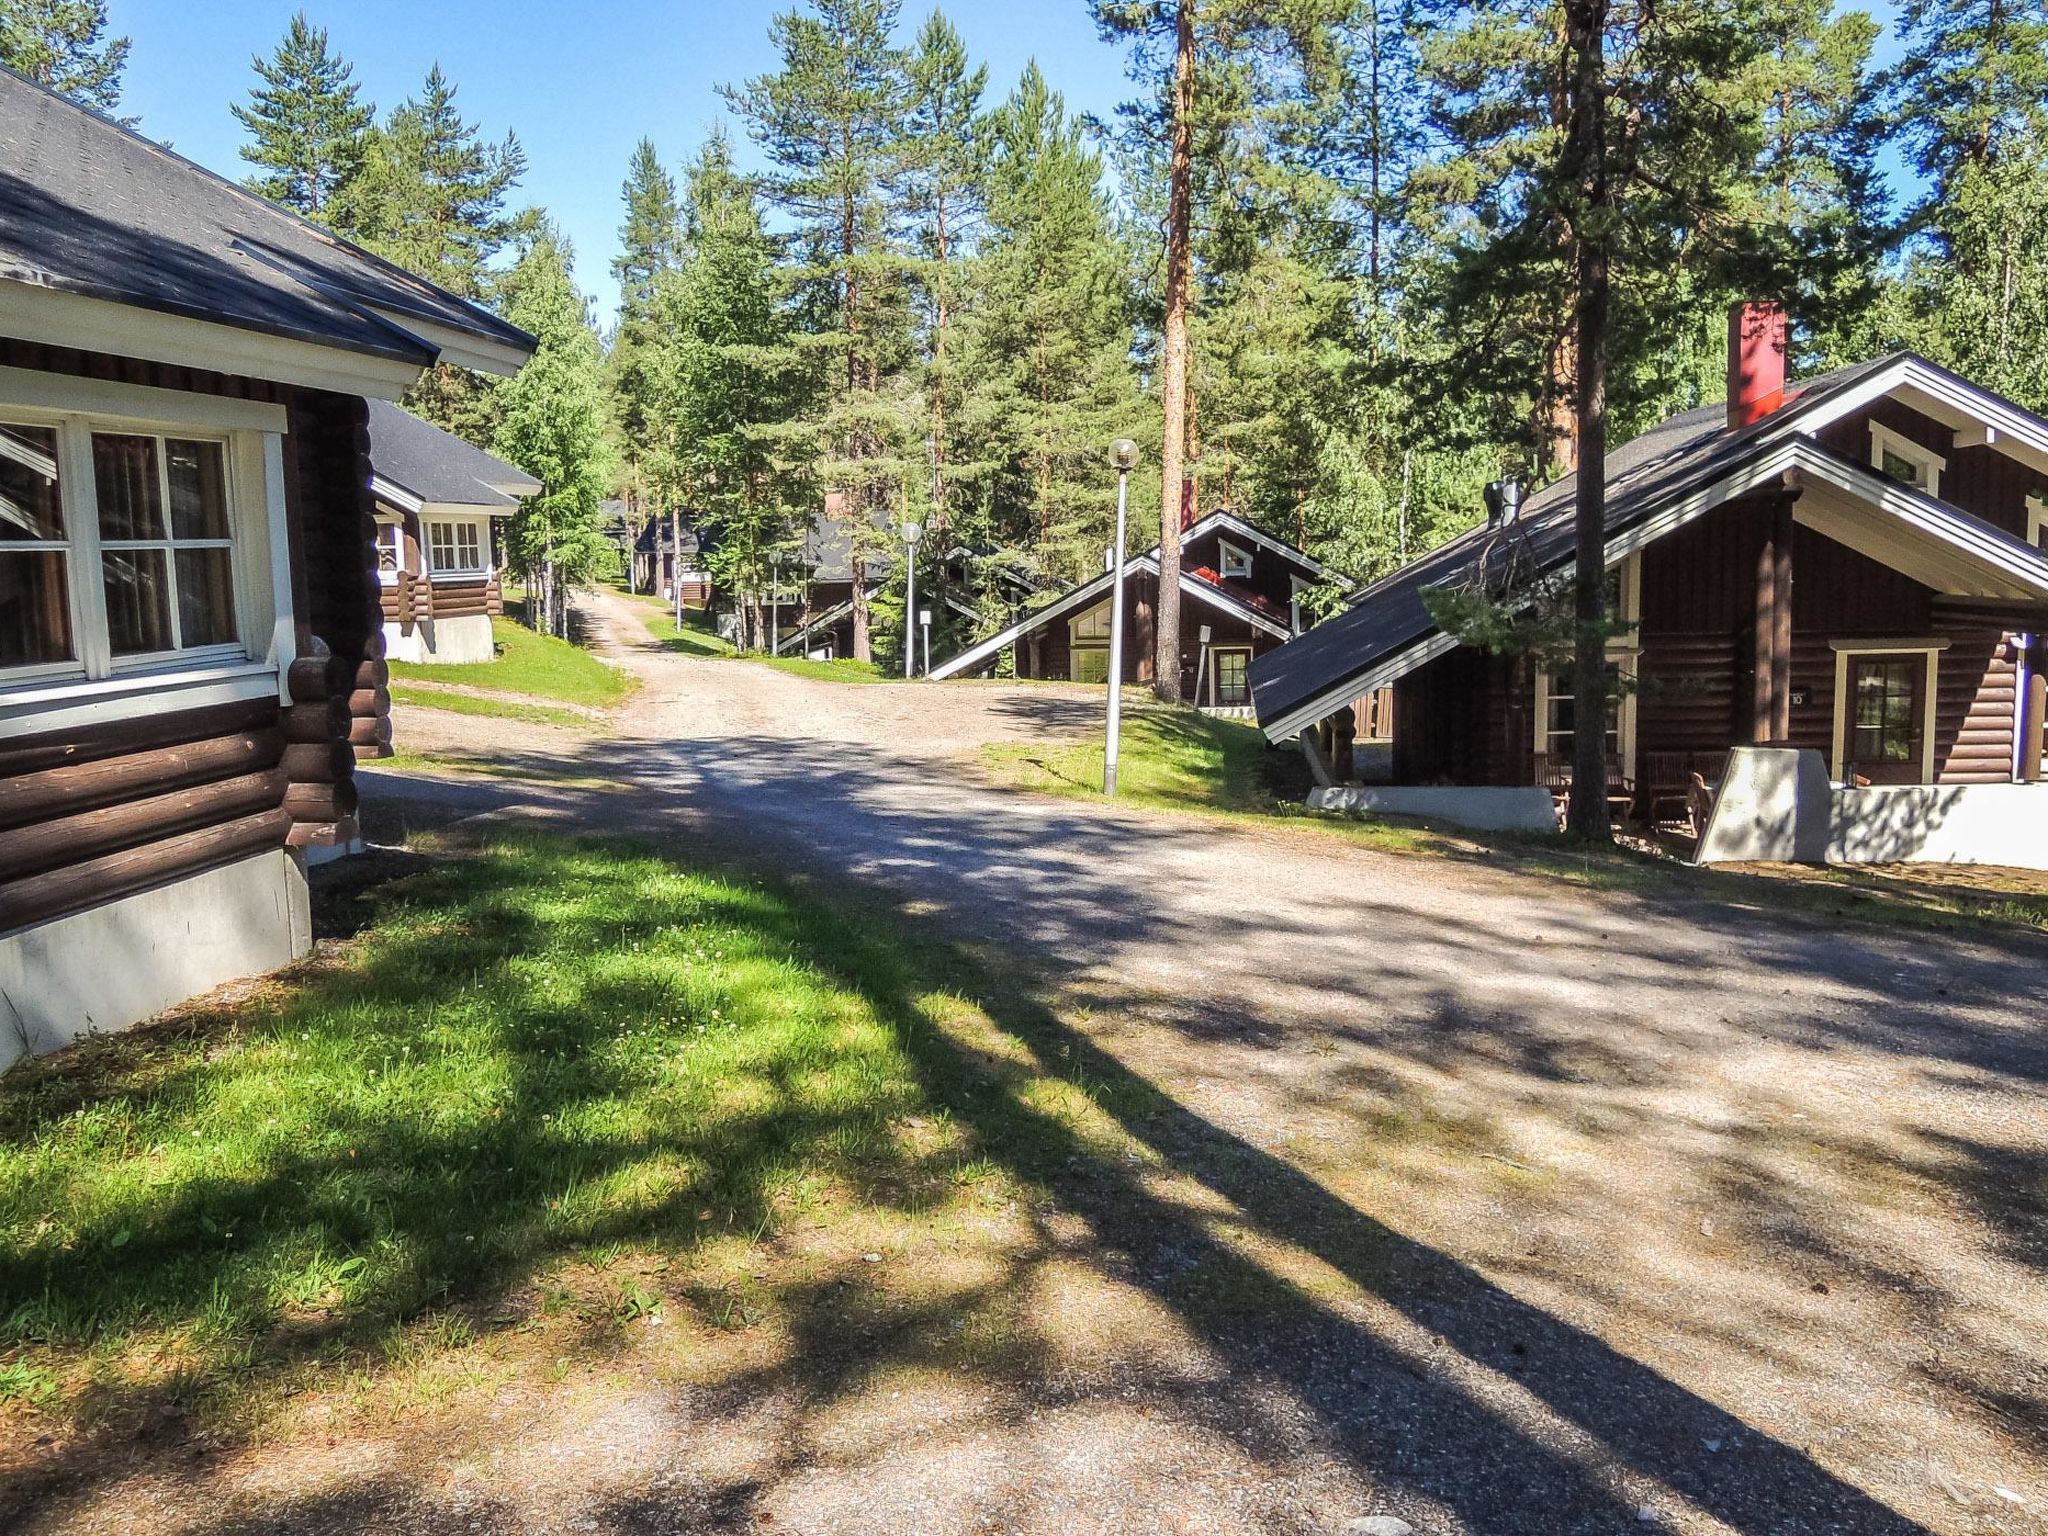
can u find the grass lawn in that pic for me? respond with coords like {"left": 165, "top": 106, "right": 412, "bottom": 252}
{"left": 388, "top": 683, "right": 594, "bottom": 731}
{"left": 630, "top": 596, "right": 895, "bottom": 683}
{"left": 982, "top": 704, "right": 2048, "bottom": 938}
{"left": 0, "top": 832, "right": 1122, "bottom": 1443}
{"left": 390, "top": 617, "right": 634, "bottom": 709}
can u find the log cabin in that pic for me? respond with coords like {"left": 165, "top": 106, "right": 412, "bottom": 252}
{"left": 370, "top": 399, "right": 538, "bottom": 666}
{"left": 930, "top": 509, "right": 1350, "bottom": 709}
{"left": 1251, "top": 304, "right": 2048, "bottom": 865}
{"left": 0, "top": 67, "right": 535, "bottom": 1063}
{"left": 769, "top": 495, "right": 989, "bottom": 667}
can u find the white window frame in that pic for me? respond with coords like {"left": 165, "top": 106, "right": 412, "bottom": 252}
{"left": 91, "top": 431, "right": 247, "bottom": 673}
{"left": 1068, "top": 601, "right": 1112, "bottom": 685}
{"left": 0, "top": 368, "right": 289, "bottom": 736}
{"left": 1869, "top": 421, "right": 1946, "bottom": 499}
{"left": 374, "top": 515, "right": 405, "bottom": 586}
{"left": 1217, "top": 538, "right": 1254, "bottom": 581}
{"left": 1532, "top": 553, "right": 1641, "bottom": 780}
{"left": 1830, "top": 639, "right": 1946, "bottom": 785}
{"left": 1290, "top": 575, "right": 1313, "bottom": 635}
{"left": 2027, "top": 494, "right": 2046, "bottom": 552}
{"left": 424, "top": 514, "right": 489, "bottom": 579}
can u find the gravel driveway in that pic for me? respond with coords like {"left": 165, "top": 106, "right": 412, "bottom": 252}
{"left": 43, "top": 590, "right": 2045, "bottom": 1536}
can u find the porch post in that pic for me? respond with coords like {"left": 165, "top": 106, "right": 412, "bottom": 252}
{"left": 1752, "top": 488, "right": 1798, "bottom": 744}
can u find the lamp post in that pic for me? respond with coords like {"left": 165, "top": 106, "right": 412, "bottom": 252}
{"left": 919, "top": 607, "right": 932, "bottom": 677}
{"left": 1105, "top": 438, "right": 1140, "bottom": 795}
{"left": 900, "top": 519, "right": 924, "bottom": 679}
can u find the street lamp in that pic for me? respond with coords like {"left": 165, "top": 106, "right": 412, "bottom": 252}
{"left": 1105, "top": 437, "right": 1140, "bottom": 795}
{"left": 919, "top": 607, "right": 932, "bottom": 677}
{"left": 900, "top": 519, "right": 924, "bottom": 679}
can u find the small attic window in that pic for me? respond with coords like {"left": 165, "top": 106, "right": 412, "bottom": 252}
{"left": 1218, "top": 539, "right": 1253, "bottom": 580}
{"left": 1870, "top": 422, "right": 1945, "bottom": 498}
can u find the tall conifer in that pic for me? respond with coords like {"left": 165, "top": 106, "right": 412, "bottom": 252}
{"left": 232, "top": 12, "right": 373, "bottom": 218}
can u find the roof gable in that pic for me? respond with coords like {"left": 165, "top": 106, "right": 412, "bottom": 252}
{"left": 367, "top": 400, "right": 540, "bottom": 511}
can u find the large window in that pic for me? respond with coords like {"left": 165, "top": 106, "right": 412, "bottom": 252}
{"left": 93, "top": 434, "right": 237, "bottom": 657}
{"left": 375, "top": 519, "right": 403, "bottom": 583}
{"left": 427, "top": 518, "right": 484, "bottom": 576}
{"left": 1, "top": 420, "right": 243, "bottom": 677}
{"left": 1069, "top": 600, "right": 1111, "bottom": 684}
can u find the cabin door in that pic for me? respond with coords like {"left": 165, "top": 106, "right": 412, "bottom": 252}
{"left": 1844, "top": 654, "right": 1926, "bottom": 785}
{"left": 1210, "top": 646, "right": 1253, "bottom": 707}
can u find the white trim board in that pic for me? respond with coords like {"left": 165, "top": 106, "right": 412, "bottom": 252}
{"left": 1830, "top": 643, "right": 1943, "bottom": 784}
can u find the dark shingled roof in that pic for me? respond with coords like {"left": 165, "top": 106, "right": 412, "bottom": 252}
{"left": 1248, "top": 355, "right": 1901, "bottom": 733}
{"left": 0, "top": 64, "right": 532, "bottom": 367}
{"left": 366, "top": 400, "right": 538, "bottom": 509}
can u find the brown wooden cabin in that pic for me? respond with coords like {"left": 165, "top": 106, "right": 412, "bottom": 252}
{"left": 624, "top": 508, "right": 713, "bottom": 605}
{"left": 770, "top": 497, "right": 993, "bottom": 667}
{"left": 0, "top": 69, "right": 535, "bottom": 1063}
{"left": 1250, "top": 306, "right": 2048, "bottom": 852}
{"left": 369, "top": 400, "right": 537, "bottom": 665}
{"left": 929, "top": 510, "right": 1350, "bottom": 707}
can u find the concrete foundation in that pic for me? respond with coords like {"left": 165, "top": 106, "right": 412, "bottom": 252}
{"left": 0, "top": 849, "right": 312, "bottom": 1070}
{"left": 1697, "top": 746, "right": 2048, "bottom": 868}
{"left": 381, "top": 611, "right": 495, "bottom": 665}
{"left": 1309, "top": 784, "right": 1559, "bottom": 833}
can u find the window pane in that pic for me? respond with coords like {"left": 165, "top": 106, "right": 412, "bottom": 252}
{"left": 0, "top": 425, "right": 64, "bottom": 542}
{"left": 92, "top": 434, "right": 166, "bottom": 541}
{"left": 166, "top": 439, "right": 229, "bottom": 540}
{"left": 176, "top": 548, "right": 238, "bottom": 647}
{"left": 103, "top": 548, "right": 173, "bottom": 654}
{"left": 0, "top": 550, "right": 72, "bottom": 665}
{"left": 1071, "top": 646, "right": 1109, "bottom": 684}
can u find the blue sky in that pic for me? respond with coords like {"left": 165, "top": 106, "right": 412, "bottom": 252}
{"left": 110, "top": 0, "right": 1138, "bottom": 324}
{"left": 110, "top": 1, "right": 1911, "bottom": 329}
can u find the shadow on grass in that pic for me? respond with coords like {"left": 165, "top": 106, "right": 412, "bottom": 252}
{"left": 0, "top": 829, "right": 1938, "bottom": 1533}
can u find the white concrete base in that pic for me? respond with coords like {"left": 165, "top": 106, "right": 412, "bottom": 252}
{"left": 0, "top": 849, "right": 312, "bottom": 1071}
{"left": 1828, "top": 782, "right": 2048, "bottom": 867}
{"left": 1696, "top": 746, "right": 2048, "bottom": 868}
{"left": 1696, "top": 747, "right": 1834, "bottom": 864}
{"left": 380, "top": 612, "right": 495, "bottom": 665}
{"left": 1309, "top": 784, "right": 1559, "bottom": 833}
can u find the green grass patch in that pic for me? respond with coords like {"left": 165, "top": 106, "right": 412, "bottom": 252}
{"left": 636, "top": 603, "right": 892, "bottom": 682}
{"left": 388, "top": 684, "right": 594, "bottom": 730}
{"left": 0, "top": 834, "right": 1010, "bottom": 1431}
{"left": 746, "top": 654, "right": 894, "bottom": 684}
{"left": 390, "top": 617, "right": 633, "bottom": 709}
{"left": 983, "top": 706, "right": 1442, "bottom": 854}
{"left": 641, "top": 605, "right": 737, "bottom": 659}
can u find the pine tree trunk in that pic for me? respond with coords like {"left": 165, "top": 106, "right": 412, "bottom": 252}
{"left": 1564, "top": 0, "right": 1612, "bottom": 841}
{"left": 1154, "top": 0, "right": 1196, "bottom": 705}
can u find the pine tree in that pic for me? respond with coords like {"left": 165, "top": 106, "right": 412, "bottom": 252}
{"left": 609, "top": 138, "right": 684, "bottom": 508}
{"left": 902, "top": 11, "right": 987, "bottom": 542}
{"left": 332, "top": 65, "right": 527, "bottom": 302}
{"left": 726, "top": 0, "right": 914, "bottom": 662}
{"left": 952, "top": 63, "right": 1145, "bottom": 587}
{"left": 1883, "top": 0, "right": 2048, "bottom": 412}
{"left": 0, "top": 0, "right": 128, "bottom": 112}
{"left": 231, "top": 12, "right": 374, "bottom": 219}
{"left": 493, "top": 223, "right": 614, "bottom": 639}
{"left": 652, "top": 134, "right": 809, "bottom": 651}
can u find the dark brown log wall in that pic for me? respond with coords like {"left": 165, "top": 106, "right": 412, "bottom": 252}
{"left": 1813, "top": 399, "right": 2040, "bottom": 539}
{"left": 0, "top": 342, "right": 383, "bottom": 920}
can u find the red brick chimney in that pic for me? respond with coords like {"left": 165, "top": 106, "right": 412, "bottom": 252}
{"left": 1727, "top": 301, "right": 1789, "bottom": 430}
{"left": 1180, "top": 477, "right": 1197, "bottom": 531}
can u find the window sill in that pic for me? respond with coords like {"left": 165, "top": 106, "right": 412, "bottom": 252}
{"left": 0, "top": 658, "right": 278, "bottom": 739}
{"left": 427, "top": 570, "right": 492, "bottom": 584}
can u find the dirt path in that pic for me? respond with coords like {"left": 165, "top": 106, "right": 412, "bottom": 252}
{"left": 29, "top": 588, "right": 2048, "bottom": 1535}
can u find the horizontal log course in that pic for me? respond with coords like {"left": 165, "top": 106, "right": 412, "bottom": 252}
{"left": 347, "top": 715, "right": 394, "bottom": 748}
{"left": 355, "top": 658, "right": 389, "bottom": 690}
{"left": 281, "top": 697, "right": 352, "bottom": 744}
{"left": 0, "top": 805, "right": 294, "bottom": 936}
{"left": 0, "top": 768, "right": 287, "bottom": 885}
{"left": 288, "top": 653, "right": 351, "bottom": 702}
{"left": 347, "top": 686, "right": 391, "bottom": 718}
{"left": 280, "top": 740, "right": 355, "bottom": 784}
{"left": 0, "top": 697, "right": 277, "bottom": 779}
{"left": 351, "top": 740, "right": 394, "bottom": 763}
{"left": 0, "top": 727, "right": 284, "bottom": 832}
{"left": 361, "top": 628, "right": 387, "bottom": 662}
{"left": 283, "top": 778, "right": 359, "bottom": 823}
{"left": 287, "top": 813, "right": 359, "bottom": 850}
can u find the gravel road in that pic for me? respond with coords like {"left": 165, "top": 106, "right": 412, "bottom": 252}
{"left": 36, "top": 588, "right": 2044, "bottom": 1536}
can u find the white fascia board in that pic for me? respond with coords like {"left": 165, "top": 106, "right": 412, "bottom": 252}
{"left": 419, "top": 499, "right": 515, "bottom": 521}
{"left": 1790, "top": 355, "right": 2048, "bottom": 480}
{"left": 370, "top": 474, "right": 424, "bottom": 515}
{"left": 1201, "top": 509, "right": 1354, "bottom": 588}
{"left": 927, "top": 566, "right": 1132, "bottom": 680}
{"left": 0, "top": 279, "right": 425, "bottom": 399}
{"left": 1259, "top": 630, "right": 1460, "bottom": 743}
{"left": 362, "top": 309, "right": 534, "bottom": 379}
